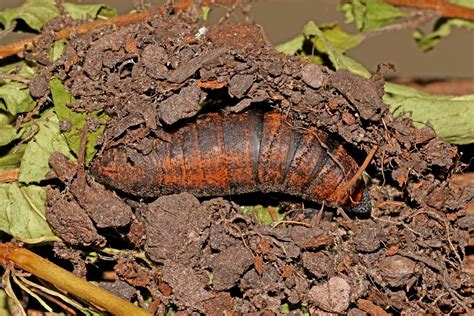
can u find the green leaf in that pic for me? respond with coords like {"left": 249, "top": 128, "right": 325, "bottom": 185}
{"left": 275, "top": 34, "right": 305, "bottom": 55}
{"left": 18, "top": 110, "right": 73, "bottom": 183}
{"left": 0, "top": 61, "right": 36, "bottom": 78}
{"left": 200, "top": 6, "right": 211, "bottom": 21}
{"left": 413, "top": 18, "right": 474, "bottom": 52}
{"left": 339, "top": 0, "right": 406, "bottom": 32}
{"left": 240, "top": 205, "right": 285, "bottom": 225}
{"left": 0, "top": 183, "right": 55, "bottom": 240}
{"left": 0, "top": 112, "right": 17, "bottom": 146}
{"left": 0, "top": 144, "right": 26, "bottom": 173}
{"left": 49, "top": 78, "right": 108, "bottom": 164}
{"left": 63, "top": 2, "right": 117, "bottom": 20}
{"left": 0, "top": 126, "right": 18, "bottom": 147}
{"left": 302, "top": 21, "right": 371, "bottom": 77}
{"left": 385, "top": 83, "right": 474, "bottom": 144}
{"left": 448, "top": 0, "right": 474, "bottom": 9}
{"left": 48, "top": 39, "right": 68, "bottom": 62}
{"left": 0, "top": 0, "right": 59, "bottom": 32}
{"left": 276, "top": 21, "right": 473, "bottom": 145}
{"left": 275, "top": 21, "right": 366, "bottom": 73}
{"left": 0, "top": 81, "right": 35, "bottom": 115}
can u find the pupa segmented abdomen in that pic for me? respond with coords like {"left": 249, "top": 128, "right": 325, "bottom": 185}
{"left": 91, "top": 111, "right": 370, "bottom": 213}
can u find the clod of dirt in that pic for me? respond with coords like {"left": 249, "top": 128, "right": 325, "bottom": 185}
{"left": 301, "top": 63, "right": 325, "bottom": 89}
{"left": 144, "top": 192, "right": 212, "bottom": 264}
{"left": 301, "top": 252, "right": 334, "bottom": 278}
{"left": 98, "top": 280, "right": 137, "bottom": 301}
{"left": 330, "top": 69, "right": 385, "bottom": 121}
{"left": 378, "top": 255, "right": 418, "bottom": 287}
{"left": 46, "top": 188, "right": 106, "bottom": 247}
{"left": 29, "top": 73, "right": 50, "bottom": 98}
{"left": 353, "top": 221, "right": 382, "bottom": 253}
{"left": 70, "top": 181, "right": 134, "bottom": 228}
{"left": 161, "top": 260, "right": 212, "bottom": 311}
{"left": 208, "top": 243, "right": 253, "bottom": 291}
{"left": 157, "top": 84, "right": 206, "bottom": 125}
{"left": 308, "top": 276, "right": 351, "bottom": 313}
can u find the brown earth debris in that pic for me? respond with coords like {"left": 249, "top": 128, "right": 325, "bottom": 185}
{"left": 25, "top": 4, "right": 473, "bottom": 314}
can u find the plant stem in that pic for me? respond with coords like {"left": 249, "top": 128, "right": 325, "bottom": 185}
{"left": 0, "top": 244, "right": 151, "bottom": 316}
{"left": 383, "top": 0, "right": 474, "bottom": 21}
{"left": 0, "top": 168, "right": 20, "bottom": 183}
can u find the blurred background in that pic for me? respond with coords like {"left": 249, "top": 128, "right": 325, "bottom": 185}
{"left": 1, "top": 0, "right": 473, "bottom": 80}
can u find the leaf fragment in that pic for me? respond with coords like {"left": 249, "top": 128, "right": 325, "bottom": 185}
{"left": 240, "top": 205, "right": 284, "bottom": 224}
{"left": 48, "top": 39, "right": 68, "bottom": 62}
{"left": 49, "top": 78, "right": 108, "bottom": 164}
{"left": 0, "top": 183, "right": 55, "bottom": 240}
{"left": 339, "top": 0, "right": 406, "bottom": 32}
{"left": 0, "top": 81, "right": 35, "bottom": 115}
{"left": 0, "top": 0, "right": 59, "bottom": 32}
{"left": 18, "top": 110, "right": 73, "bottom": 183}
{"left": 448, "top": 0, "right": 474, "bottom": 9}
{"left": 63, "top": 2, "right": 117, "bottom": 20}
{"left": 0, "top": 144, "right": 26, "bottom": 173}
{"left": 413, "top": 18, "right": 474, "bottom": 51}
{"left": 385, "top": 83, "right": 474, "bottom": 144}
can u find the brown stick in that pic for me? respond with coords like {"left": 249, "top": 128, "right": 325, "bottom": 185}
{"left": 341, "top": 145, "right": 378, "bottom": 194}
{"left": 0, "top": 9, "right": 158, "bottom": 59}
{"left": 0, "top": 168, "right": 20, "bottom": 183}
{"left": 0, "top": 244, "right": 151, "bottom": 315}
{"left": 384, "top": 0, "right": 474, "bottom": 21}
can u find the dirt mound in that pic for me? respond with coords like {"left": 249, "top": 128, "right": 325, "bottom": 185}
{"left": 25, "top": 5, "right": 473, "bottom": 314}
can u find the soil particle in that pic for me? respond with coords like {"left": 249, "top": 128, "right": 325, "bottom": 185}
{"left": 29, "top": 73, "right": 50, "bottom": 98}
{"left": 229, "top": 74, "right": 254, "bottom": 98}
{"left": 46, "top": 188, "right": 106, "bottom": 247}
{"left": 301, "top": 252, "right": 334, "bottom": 278}
{"left": 157, "top": 84, "right": 205, "bottom": 125}
{"left": 209, "top": 244, "right": 253, "bottom": 291}
{"left": 308, "top": 276, "right": 351, "bottom": 313}
{"left": 378, "top": 255, "right": 418, "bottom": 287}
{"left": 161, "top": 260, "right": 212, "bottom": 311}
{"left": 301, "top": 63, "right": 325, "bottom": 89}
{"left": 70, "top": 181, "right": 133, "bottom": 228}
{"left": 98, "top": 280, "right": 137, "bottom": 301}
{"left": 144, "top": 192, "right": 211, "bottom": 264}
{"left": 330, "top": 69, "right": 385, "bottom": 121}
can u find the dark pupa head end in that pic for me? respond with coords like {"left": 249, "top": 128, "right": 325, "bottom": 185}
{"left": 348, "top": 189, "right": 371, "bottom": 215}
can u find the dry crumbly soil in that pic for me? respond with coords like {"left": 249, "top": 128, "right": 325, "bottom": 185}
{"left": 23, "top": 5, "right": 473, "bottom": 315}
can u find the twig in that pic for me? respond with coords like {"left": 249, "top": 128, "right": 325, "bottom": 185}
{"left": 360, "top": 10, "right": 437, "bottom": 42}
{"left": 0, "top": 244, "right": 151, "bottom": 316}
{"left": 0, "top": 168, "right": 20, "bottom": 183}
{"left": 340, "top": 145, "right": 378, "bottom": 194}
{"left": 0, "top": 0, "right": 205, "bottom": 60}
{"left": 383, "top": 0, "right": 474, "bottom": 21}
